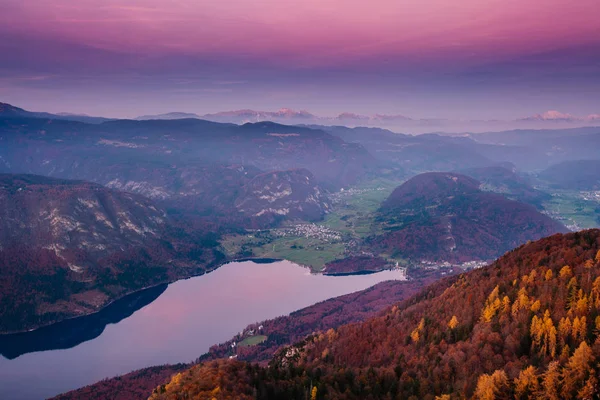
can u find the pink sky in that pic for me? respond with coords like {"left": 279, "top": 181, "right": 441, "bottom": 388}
{"left": 1, "top": 0, "right": 599, "bottom": 119}
{"left": 4, "top": 0, "right": 599, "bottom": 65}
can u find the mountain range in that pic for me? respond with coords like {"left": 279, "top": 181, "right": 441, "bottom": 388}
{"left": 5, "top": 101, "right": 598, "bottom": 134}
{"left": 137, "top": 107, "right": 600, "bottom": 133}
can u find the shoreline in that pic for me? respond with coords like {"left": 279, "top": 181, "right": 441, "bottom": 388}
{"left": 0, "top": 257, "right": 288, "bottom": 336}
{"left": 0, "top": 256, "right": 394, "bottom": 336}
{"left": 0, "top": 261, "right": 225, "bottom": 336}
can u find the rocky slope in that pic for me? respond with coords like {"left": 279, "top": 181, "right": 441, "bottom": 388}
{"left": 234, "top": 169, "right": 330, "bottom": 221}
{"left": 0, "top": 174, "right": 223, "bottom": 332}
{"left": 371, "top": 172, "right": 567, "bottom": 262}
{"left": 151, "top": 230, "right": 600, "bottom": 399}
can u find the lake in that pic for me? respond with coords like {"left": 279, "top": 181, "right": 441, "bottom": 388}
{"left": 0, "top": 260, "right": 406, "bottom": 400}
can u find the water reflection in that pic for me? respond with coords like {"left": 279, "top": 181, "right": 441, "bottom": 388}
{"left": 0, "top": 284, "right": 167, "bottom": 360}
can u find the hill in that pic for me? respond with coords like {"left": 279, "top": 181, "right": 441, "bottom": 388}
{"left": 0, "top": 174, "right": 223, "bottom": 332}
{"left": 151, "top": 229, "right": 600, "bottom": 399}
{"left": 539, "top": 160, "right": 600, "bottom": 190}
{"left": 371, "top": 172, "right": 566, "bottom": 262}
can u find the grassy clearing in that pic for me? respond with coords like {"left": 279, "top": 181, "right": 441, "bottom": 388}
{"left": 542, "top": 190, "right": 600, "bottom": 230}
{"left": 221, "top": 233, "right": 345, "bottom": 271}
{"left": 238, "top": 335, "right": 267, "bottom": 347}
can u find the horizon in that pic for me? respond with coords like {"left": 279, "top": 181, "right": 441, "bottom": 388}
{"left": 4, "top": 99, "right": 600, "bottom": 135}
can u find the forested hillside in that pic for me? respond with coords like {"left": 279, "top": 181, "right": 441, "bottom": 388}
{"left": 151, "top": 230, "right": 600, "bottom": 399}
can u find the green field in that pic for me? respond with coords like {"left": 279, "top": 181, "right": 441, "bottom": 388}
{"left": 542, "top": 190, "right": 600, "bottom": 230}
{"left": 220, "top": 178, "right": 404, "bottom": 271}
{"left": 221, "top": 232, "right": 346, "bottom": 271}
{"left": 238, "top": 335, "right": 267, "bottom": 347}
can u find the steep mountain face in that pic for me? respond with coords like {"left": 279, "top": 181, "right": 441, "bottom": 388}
{"left": 372, "top": 172, "right": 566, "bottom": 262}
{"left": 234, "top": 169, "right": 330, "bottom": 221}
{"left": 459, "top": 165, "right": 550, "bottom": 209}
{"left": 151, "top": 230, "right": 600, "bottom": 400}
{"left": 538, "top": 159, "right": 600, "bottom": 190}
{"left": 0, "top": 174, "right": 223, "bottom": 333}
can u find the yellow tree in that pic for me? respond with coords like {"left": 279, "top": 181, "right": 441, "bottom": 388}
{"left": 561, "top": 341, "right": 594, "bottom": 398}
{"left": 591, "top": 277, "right": 600, "bottom": 308}
{"left": 558, "top": 317, "right": 572, "bottom": 346}
{"left": 531, "top": 311, "right": 557, "bottom": 357}
{"left": 512, "top": 287, "right": 530, "bottom": 317}
{"left": 482, "top": 286, "right": 502, "bottom": 322}
{"left": 560, "top": 265, "right": 573, "bottom": 279}
{"left": 310, "top": 386, "right": 318, "bottom": 400}
{"left": 474, "top": 370, "right": 508, "bottom": 400}
{"left": 448, "top": 315, "right": 459, "bottom": 330}
{"left": 514, "top": 365, "right": 539, "bottom": 399}
{"left": 577, "top": 372, "right": 598, "bottom": 400}
{"left": 538, "top": 361, "right": 561, "bottom": 400}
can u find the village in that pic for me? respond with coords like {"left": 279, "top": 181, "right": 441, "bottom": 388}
{"left": 273, "top": 223, "right": 342, "bottom": 242}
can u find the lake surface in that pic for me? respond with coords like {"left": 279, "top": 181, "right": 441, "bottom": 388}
{"left": 0, "top": 260, "right": 406, "bottom": 400}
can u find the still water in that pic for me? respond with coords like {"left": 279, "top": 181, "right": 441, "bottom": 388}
{"left": 0, "top": 260, "right": 406, "bottom": 399}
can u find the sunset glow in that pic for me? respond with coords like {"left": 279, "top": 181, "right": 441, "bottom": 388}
{"left": 1, "top": 0, "right": 599, "bottom": 119}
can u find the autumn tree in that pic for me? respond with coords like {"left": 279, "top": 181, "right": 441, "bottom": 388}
{"left": 514, "top": 366, "right": 539, "bottom": 400}
{"left": 474, "top": 370, "right": 508, "bottom": 400}
{"left": 537, "top": 361, "right": 561, "bottom": 400}
{"left": 448, "top": 315, "right": 459, "bottom": 330}
{"left": 561, "top": 341, "right": 595, "bottom": 398}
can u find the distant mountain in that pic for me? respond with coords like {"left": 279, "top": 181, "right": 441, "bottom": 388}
{"left": 539, "top": 159, "right": 600, "bottom": 190}
{"left": 200, "top": 107, "right": 600, "bottom": 133}
{"left": 150, "top": 230, "right": 600, "bottom": 400}
{"left": 0, "top": 174, "right": 223, "bottom": 333}
{"left": 459, "top": 165, "right": 551, "bottom": 208}
{"left": 0, "top": 102, "right": 110, "bottom": 123}
{"left": 518, "top": 110, "right": 579, "bottom": 122}
{"left": 468, "top": 127, "right": 600, "bottom": 170}
{"left": 234, "top": 169, "right": 331, "bottom": 222}
{"left": 519, "top": 110, "right": 600, "bottom": 123}
{"left": 202, "top": 108, "right": 316, "bottom": 124}
{"left": 135, "top": 112, "right": 202, "bottom": 120}
{"left": 371, "top": 172, "right": 566, "bottom": 262}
